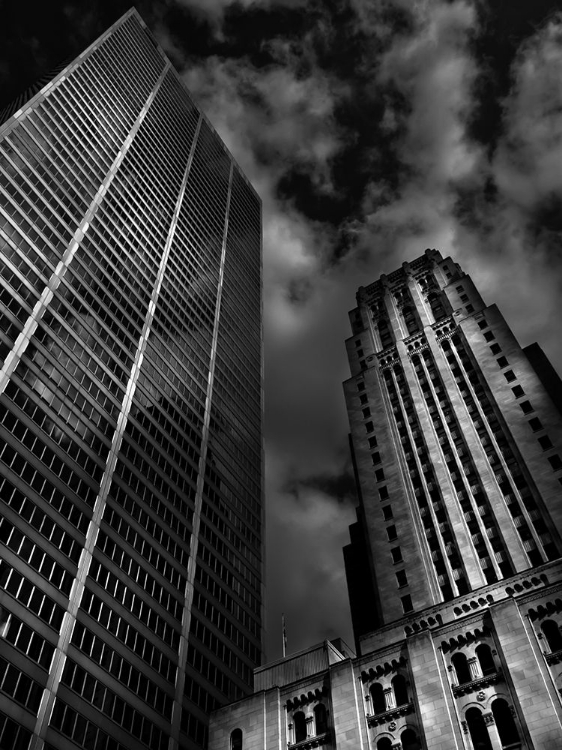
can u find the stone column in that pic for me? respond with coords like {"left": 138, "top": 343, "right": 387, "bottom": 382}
{"left": 490, "top": 598, "right": 562, "bottom": 747}
{"left": 384, "top": 687, "right": 396, "bottom": 711}
{"left": 407, "top": 631, "right": 465, "bottom": 749}
{"left": 468, "top": 657, "right": 481, "bottom": 681}
{"left": 306, "top": 716, "right": 314, "bottom": 738}
{"left": 482, "top": 712, "right": 503, "bottom": 750}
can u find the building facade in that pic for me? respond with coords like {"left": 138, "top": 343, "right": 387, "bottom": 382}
{"left": 0, "top": 10, "right": 263, "bottom": 750}
{"left": 209, "top": 249, "right": 562, "bottom": 750}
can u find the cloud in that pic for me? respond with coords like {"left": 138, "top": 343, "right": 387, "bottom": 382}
{"left": 494, "top": 13, "right": 562, "bottom": 215}
{"left": 160, "top": 0, "right": 562, "bottom": 660}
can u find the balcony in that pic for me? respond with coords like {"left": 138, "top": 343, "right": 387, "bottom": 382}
{"left": 288, "top": 732, "right": 331, "bottom": 750}
{"left": 452, "top": 671, "right": 502, "bottom": 697}
{"left": 545, "top": 649, "right": 562, "bottom": 666}
{"left": 366, "top": 702, "right": 414, "bottom": 727}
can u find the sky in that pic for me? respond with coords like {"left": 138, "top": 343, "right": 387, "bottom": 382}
{"left": 2, "top": 0, "right": 562, "bottom": 663}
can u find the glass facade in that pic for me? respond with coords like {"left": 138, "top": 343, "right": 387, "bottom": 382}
{"left": 0, "top": 9, "right": 263, "bottom": 750}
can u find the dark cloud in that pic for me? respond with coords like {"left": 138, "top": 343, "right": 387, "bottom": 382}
{"left": 3, "top": 0, "right": 562, "bottom": 663}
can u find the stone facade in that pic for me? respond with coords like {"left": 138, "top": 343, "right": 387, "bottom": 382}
{"left": 209, "top": 250, "right": 562, "bottom": 750}
{"left": 209, "top": 561, "right": 562, "bottom": 749}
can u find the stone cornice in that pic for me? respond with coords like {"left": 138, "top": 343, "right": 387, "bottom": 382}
{"left": 366, "top": 702, "right": 414, "bottom": 727}
{"left": 545, "top": 650, "right": 562, "bottom": 666}
{"left": 288, "top": 732, "right": 330, "bottom": 750}
{"left": 452, "top": 671, "right": 502, "bottom": 697}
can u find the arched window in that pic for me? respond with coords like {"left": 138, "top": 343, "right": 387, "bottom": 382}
{"left": 491, "top": 699, "right": 520, "bottom": 746}
{"left": 465, "top": 707, "right": 493, "bottom": 750}
{"left": 403, "top": 306, "right": 419, "bottom": 336}
{"left": 379, "top": 319, "right": 393, "bottom": 348}
{"left": 314, "top": 704, "right": 328, "bottom": 735}
{"left": 391, "top": 674, "right": 408, "bottom": 706}
{"left": 541, "top": 620, "right": 562, "bottom": 652}
{"left": 451, "top": 652, "right": 471, "bottom": 685}
{"left": 230, "top": 729, "right": 243, "bottom": 750}
{"left": 293, "top": 712, "right": 307, "bottom": 743}
{"left": 400, "top": 727, "right": 421, "bottom": 750}
{"left": 476, "top": 644, "right": 495, "bottom": 676}
{"left": 376, "top": 738, "right": 392, "bottom": 750}
{"left": 370, "top": 682, "right": 386, "bottom": 715}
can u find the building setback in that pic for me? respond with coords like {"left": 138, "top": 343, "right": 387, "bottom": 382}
{"left": 209, "top": 249, "right": 562, "bottom": 750}
{"left": 0, "top": 9, "right": 263, "bottom": 750}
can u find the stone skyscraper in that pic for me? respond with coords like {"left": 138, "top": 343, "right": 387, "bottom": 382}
{"left": 343, "top": 249, "right": 561, "bottom": 635}
{"left": 0, "top": 10, "right": 263, "bottom": 750}
{"left": 208, "top": 250, "right": 562, "bottom": 750}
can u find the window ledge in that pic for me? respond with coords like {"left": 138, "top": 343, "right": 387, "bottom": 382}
{"left": 288, "top": 732, "right": 330, "bottom": 750}
{"left": 366, "top": 702, "right": 414, "bottom": 727}
{"left": 545, "top": 649, "right": 562, "bottom": 666}
{"left": 452, "top": 671, "right": 501, "bottom": 697}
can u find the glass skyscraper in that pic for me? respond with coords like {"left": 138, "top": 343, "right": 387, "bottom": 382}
{"left": 0, "top": 9, "right": 263, "bottom": 750}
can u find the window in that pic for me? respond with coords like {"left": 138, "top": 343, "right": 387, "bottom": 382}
{"left": 491, "top": 699, "right": 520, "bottom": 747}
{"left": 465, "top": 708, "right": 492, "bottom": 750}
{"left": 456, "top": 286, "right": 464, "bottom": 292}
{"left": 372, "top": 452, "right": 381, "bottom": 465}
{"left": 496, "top": 356, "right": 508, "bottom": 367}
{"left": 451, "top": 653, "right": 471, "bottom": 685}
{"left": 368, "top": 436, "right": 378, "bottom": 448}
{"left": 504, "top": 370, "right": 516, "bottom": 383}
{"left": 541, "top": 620, "right": 562, "bottom": 652}
{"left": 362, "top": 408, "right": 371, "bottom": 418}
{"left": 360, "top": 394, "right": 368, "bottom": 405}
{"left": 354, "top": 340, "right": 361, "bottom": 348}
{"left": 382, "top": 505, "right": 393, "bottom": 521}
{"left": 400, "top": 595, "right": 413, "bottom": 613}
{"left": 400, "top": 728, "right": 421, "bottom": 750}
{"left": 396, "top": 570, "right": 408, "bottom": 587}
{"left": 293, "top": 712, "right": 306, "bottom": 743}
{"left": 391, "top": 547, "right": 402, "bottom": 564}
{"left": 357, "top": 382, "right": 365, "bottom": 391}
{"left": 314, "top": 704, "right": 328, "bottom": 735}
{"left": 403, "top": 306, "right": 419, "bottom": 335}
{"left": 379, "top": 486, "right": 389, "bottom": 501}
{"left": 548, "top": 455, "right": 562, "bottom": 471}
{"left": 478, "top": 320, "right": 488, "bottom": 330}
{"left": 386, "top": 525, "right": 397, "bottom": 541}
{"left": 529, "top": 417, "right": 543, "bottom": 432}
{"left": 370, "top": 682, "right": 385, "bottom": 714}
{"left": 539, "top": 435, "right": 553, "bottom": 450}
{"left": 392, "top": 674, "right": 408, "bottom": 705}
{"left": 231, "top": 729, "right": 243, "bottom": 750}
{"left": 483, "top": 331, "right": 495, "bottom": 342}
{"left": 490, "top": 343, "right": 501, "bottom": 355}
{"left": 519, "top": 401, "right": 533, "bottom": 414}
{"left": 512, "top": 385, "right": 524, "bottom": 398}
{"left": 375, "top": 469, "right": 385, "bottom": 482}
{"left": 460, "top": 294, "right": 468, "bottom": 303}
{"left": 475, "top": 644, "right": 495, "bottom": 676}
{"left": 466, "top": 304, "right": 474, "bottom": 313}
{"left": 357, "top": 349, "right": 364, "bottom": 357}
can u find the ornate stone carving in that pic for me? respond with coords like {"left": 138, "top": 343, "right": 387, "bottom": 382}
{"left": 476, "top": 691, "right": 486, "bottom": 702}
{"left": 452, "top": 671, "right": 501, "bottom": 697}
{"left": 367, "top": 702, "right": 414, "bottom": 727}
{"left": 287, "top": 732, "right": 331, "bottom": 750}
{"left": 546, "top": 649, "right": 562, "bottom": 666}
{"left": 483, "top": 712, "right": 494, "bottom": 726}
